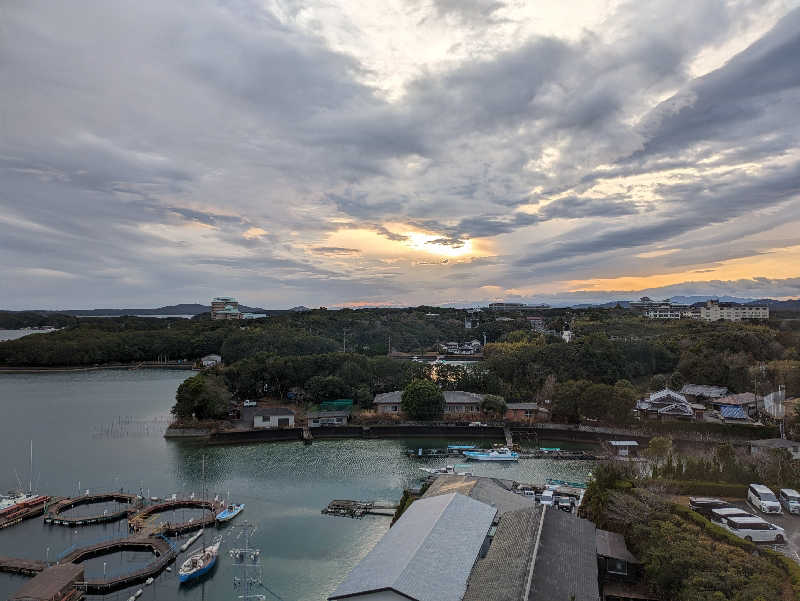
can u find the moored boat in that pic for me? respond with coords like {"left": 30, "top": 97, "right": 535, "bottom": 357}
{"left": 179, "top": 540, "right": 220, "bottom": 583}
{"left": 463, "top": 447, "right": 519, "bottom": 461}
{"left": 0, "top": 492, "right": 48, "bottom": 517}
{"left": 216, "top": 503, "right": 244, "bottom": 522}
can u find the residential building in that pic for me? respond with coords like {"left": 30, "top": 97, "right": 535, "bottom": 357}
{"left": 750, "top": 438, "right": 800, "bottom": 461}
{"left": 596, "top": 529, "right": 655, "bottom": 601}
{"left": 631, "top": 297, "right": 689, "bottom": 319}
{"left": 253, "top": 407, "right": 295, "bottom": 429}
{"left": 695, "top": 300, "right": 769, "bottom": 321}
{"left": 527, "top": 316, "right": 545, "bottom": 331}
{"left": 327, "top": 492, "right": 497, "bottom": 601}
{"left": 211, "top": 296, "right": 240, "bottom": 320}
{"left": 488, "top": 302, "right": 550, "bottom": 311}
{"left": 636, "top": 388, "right": 694, "bottom": 419}
{"left": 562, "top": 330, "right": 574, "bottom": 343}
{"left": 200, "top": 353, "right": 222, "bottom": 367}
{"left": 373, "top": 391, "right": 486, "bottom": 415}
{"left": 711, "top": 392, "right": 757, "bottom": 417}
{"left": 241, "top": 313, "right": 267, "bottom": 319}
{"left": 307, "top": 410, "right": 351, "bottom": 428}
{"left": 680, "top": 384, "right": 729, "bottom": 403}
{"left": 609, "top": 441, "right": 639, "bottom": 458}
{"left": 505, "top": 402, "right": 541, "bottom": 422}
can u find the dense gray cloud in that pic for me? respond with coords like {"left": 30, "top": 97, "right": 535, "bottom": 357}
{"left": 1, "top": 0, "right": 799, "bottom": 309}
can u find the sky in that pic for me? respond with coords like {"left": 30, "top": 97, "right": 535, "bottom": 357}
{"left": 2, "top": 0, "right": 800, "bottom": 310}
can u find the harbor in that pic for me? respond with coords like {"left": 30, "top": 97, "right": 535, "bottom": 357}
{"left": 0, "top": 369, "right": 598, "bottom": 601}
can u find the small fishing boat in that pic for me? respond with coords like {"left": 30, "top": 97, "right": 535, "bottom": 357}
{"left": 420, "top": 465, "right": 456, "bottom": 474}
{"left": 463, "top": 447, "right": 519, "bottom": 462}
{"left": 179, "top": 540, "right": 220, "bottom": 583}
{"left": 216, "top": 503, "right": 244, "bottom": 522}
{"left": 446, "top": 445, "right": 476, "bottom": 451}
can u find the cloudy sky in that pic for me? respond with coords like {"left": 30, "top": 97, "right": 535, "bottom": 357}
{"left": 2, "top": 0, "right": 800, "bottom": 309}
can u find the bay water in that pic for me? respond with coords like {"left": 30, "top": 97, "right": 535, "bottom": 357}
{"left": 0, "top": 370, "right": 596, "bottom": 601}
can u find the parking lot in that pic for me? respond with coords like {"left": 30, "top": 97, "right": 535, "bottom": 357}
{"left": 728, "top": 499, "right": 800, "bottom": 562}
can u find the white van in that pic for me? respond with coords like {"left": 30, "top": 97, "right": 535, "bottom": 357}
{"left": 747, "top": 484, "right": 782, "bottom": 514}
{"left": 539, "top": 489, "right": 554, "bottom": 506}
{"left": 243, "top": 399, "right": 256, "bottom": 407}
{"left": 722, "top": 515, "right": 785, "bottom": 543}
{"left": 710, "top": 507, "right": 751, "bottom": 524}
{"left": 779, "top": 489, "right": 800, "bottom": 515}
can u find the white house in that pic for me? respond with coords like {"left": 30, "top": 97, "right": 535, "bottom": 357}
{"left": 200, "top": 354, "right": 222, "bottom": 367}
{"left": 636, "top": 388, "right": 694, "bottom": 419}
{"left": 253, "top": 408, "right": 295, "bottom": 429}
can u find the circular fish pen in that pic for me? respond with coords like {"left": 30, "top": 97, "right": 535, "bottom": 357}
{"left": 60, "top": 536, "right": 176, "bottom": 594}
{"left": 44, "top": 493, "right": 142, "bottom": 526}
{"left": 128, "top": 499, "right": 221, "bottom": 536}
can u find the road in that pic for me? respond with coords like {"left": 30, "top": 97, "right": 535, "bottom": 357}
{"left": 729, "top": 500, "right": 800, "bottom": 562}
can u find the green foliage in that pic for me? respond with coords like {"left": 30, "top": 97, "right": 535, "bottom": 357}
{"left": 401, "top": 379, "right": 445, "bottom": 420}
{"left": 581, "top": 471, "right": 795, "bottom": 601}
{"left": 479, "top": 394, "right": 507, "bottom": 417}
{"left": 304, "top": 375, "right": 350, "bottom": 403}
{"left": 644, "top": 436, "right": 672, "bottom": 462}
{"left": 645, "top": 480, "right": 749, "bottom": 498}
{"left": 0, "top": 311, "right": 77, "bottom": 329}
{"left": 172, "top": 373, "right": 231, "bottom": 420}
{"left": 550, "top": 378, "right": 637, "bottom": 424}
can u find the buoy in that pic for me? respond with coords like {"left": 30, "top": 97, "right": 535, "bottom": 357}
{"left": 145, "top": 577, "right": 154, "bottom": 585}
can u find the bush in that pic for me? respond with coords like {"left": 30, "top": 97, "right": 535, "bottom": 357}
{"left": 401, "top": 379, "right": 445, "bottom": 420}
{"left": 645, "top": 479, "right": 748, "bottom": 498}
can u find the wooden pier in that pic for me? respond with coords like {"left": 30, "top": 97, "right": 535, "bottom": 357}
{"left": 0, "top": 557, "right": 48, "bottom": 576}
{"left": 128, "top": 498, "right": 223, "bottom": 536}
{"left": 44, "top": 492, "right": 142, "bottom": 526}
{"left": 322, "top": 500, "right": 398, "bottom": 519}
{"left": 0, "top": 496, "right": 62, "bottom": 530}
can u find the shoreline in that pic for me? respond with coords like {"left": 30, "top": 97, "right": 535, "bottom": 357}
{"left": 0, "top": 363, "right": 198, "bottom": 374}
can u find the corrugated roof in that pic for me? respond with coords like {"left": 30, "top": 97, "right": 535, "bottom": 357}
{"left": 254, "top": 407, "right": 295, "bottom": 416}
{"left": 714, "top": 392, "right": 756, "bottom": 406}
{"left": 681, "top": 384, "right": 728, "bottom": 398}
{"left": 423, "top": 475, "right": 537, "bottom": 515}
{"left": 506, "top": 402, "right": 539, "bottom": 410}
{"left": 609, "top": 441, "right": 638, "bottom": 446}
{"left": 530, "top": 508, "right": 599, "bottom": 601}
{"left": 373, "top": 390, "right": 488, "bottom": 405}
{"left": 750, "top": 438, "right": 799, "bottom": 448}
{"left": 720, "top": 405, "right": 748, "bottom": 419}
{"left": 463, "top": 506, "right": 542, "bottom": 601}
{"left": 328, "top": 492, "right": 496, "bottom": 601}
{"left": 307, "top": 410, "right": 351, "bottom": 418}
{"left": 596, "top": 529, "right": 639, "bottom": 563}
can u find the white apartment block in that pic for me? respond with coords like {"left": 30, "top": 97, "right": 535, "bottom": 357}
{"left": 695, "top": 300, "right": 769, "bottom": 321}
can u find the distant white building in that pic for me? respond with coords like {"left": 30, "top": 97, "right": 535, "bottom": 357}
{"left": 561, "top": 330, "right": 574, "bottom": 343}
{"left": 695, "top": 300, "right": 769, "bottom": 321}
{"left": 636, "top": 388, "right": 695, "bottom": 419}
{"left": 201, "top": 354, "right": 222, "bottom": 367}
{"left": 253, "top": 408, "right": 295, "bottom": 429}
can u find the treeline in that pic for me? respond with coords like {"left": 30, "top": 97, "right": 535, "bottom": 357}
{"left": 220, "top": 352, "right": 501, "bottom": 406}
{"left": 581, "top": 464, "right": 798, "bottom": 601}
{"left": 0, "top": 311, "right": 78, "bottom": 329}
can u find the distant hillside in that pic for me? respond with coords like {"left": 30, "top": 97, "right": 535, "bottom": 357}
{"left": 16, "top": 303, "right": 274, "bottom": 317}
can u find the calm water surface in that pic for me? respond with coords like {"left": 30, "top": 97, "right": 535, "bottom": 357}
{"left": 0, "top": 370, "right": 596, "bottom": 601}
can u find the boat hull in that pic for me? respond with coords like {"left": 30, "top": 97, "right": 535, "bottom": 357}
{"left": 179, "top": 554, "right": 217, "bottom": 583}
{"left": 216, "top": 504, "right": 244, "bottom": 522}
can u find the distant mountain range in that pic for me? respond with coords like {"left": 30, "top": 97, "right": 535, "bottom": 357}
{"left": 5, "top": 297, "right": 800, "bottom": 315}
{"left": 30, "top": 303, "right": 273, "bottom": 316}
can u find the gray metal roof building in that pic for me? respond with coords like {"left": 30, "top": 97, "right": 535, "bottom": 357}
{"left": 422, "top": 475, "right": 537, "bottom": 515}
{"left": 530, "top": 508, "right": 599, "bottom": 601}
{"left": 328, "top": 492, "right": 497, "bottom": 601}
{"left": 462, "top": 506, "right": 542, "bottom": 601}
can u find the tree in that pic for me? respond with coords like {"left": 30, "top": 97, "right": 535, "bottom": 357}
{"left": 645, "top": 436, "right": 673, "bottom": 465}
{"left": 401, "top": 379, "right": 445, "bottom": 420}
{"left": 667, "top": 371, "right": 684, "bottom": 391}
{"left": 304, "top": 375, "right": 350, "bottom": 403}
{"left": 480, "top": 394, "right": 507, "bottom": 418}
{"left": 172, "top": 373, "right": 231, "bottom": 420}
{"left": 649, "top": 374, "right": 667, "bottom": 391}
{"left": 353, "top": 384, "right": 373, "bottom": 409}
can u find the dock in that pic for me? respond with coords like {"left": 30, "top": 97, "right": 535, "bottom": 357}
{"left": 128, "top": 498, "right": 223, "bottom": 536}
{"left": 0, "top": 496, "right": 63, "bottom": 530}
{"left": 0, "top": 557, "right": 48, "bottom": 576}
{"left": 44, "top": 492, "right": 142, "bottom": 526}
{"left": 322, "top": 500, "right": 398, "bottom": 519}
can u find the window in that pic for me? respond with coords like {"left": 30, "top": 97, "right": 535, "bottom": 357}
{"left": 607, "top": 559, "right": 628, "bottom": 575}
{"left": 524, "top": 410, "right": 533, "bottom": 418}
{"left": 391, "top": 405, "right": 398, "bottom": 412}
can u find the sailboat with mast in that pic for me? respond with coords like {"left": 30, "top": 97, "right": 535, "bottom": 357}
{"left": 179, "top": 456, "right": 220, "bottom": 584}
{"left": 0, "top": 441, "right": 48, "bottom": 518}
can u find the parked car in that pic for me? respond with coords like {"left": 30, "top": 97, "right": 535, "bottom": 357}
{"left": 689, "top": 497, "right": 732, "bottom": 518}
{"left": 557, "top": 497, "right": 573, "bottom": 513}
{"left": 721, "top": 515, "right": 785, "bottom": 543}
{"left": 747, "top": 484, "right": 782, "bottom": 514}
{"left": 243, "top": 399, "right": 256, "bottom": 407}
{"left": 780, "top": 488, "right": 800, "bottom": 514}
{"left": 539, "top": 489, "right": 555, "bottom": 506}
{"left": 710, "top": 507, "right": 752, "bottom": 524}
{"left": 468, "top": 422, "right": 488, "bottom": 427}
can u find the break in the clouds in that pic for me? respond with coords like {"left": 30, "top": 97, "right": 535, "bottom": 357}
{"left": 1, "top": 0, "right": 799, "bottom": 309}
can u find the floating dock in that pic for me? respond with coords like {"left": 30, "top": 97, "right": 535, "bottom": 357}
{"left": 128, "top": 498, "right": 223, "bottom": 536}
{"left": 44, "top": 492, "right": 142, "bottom": 526}
{"left": 0, "top": 557, "right": 48, "bottom": 576}
{"left": 0, "top": 496, "right": 62, "bottom": 530}
{"left": 322, "top": 500, "right": 398, "bottom": 519}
